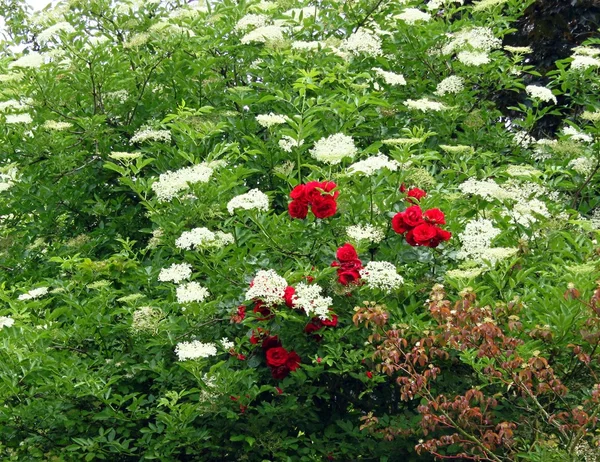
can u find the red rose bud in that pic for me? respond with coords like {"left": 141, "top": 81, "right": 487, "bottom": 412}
{"left": 321, "top": 314, "right": 338, "bottom": 327}
{"left": 284, "top": 286, "right": 296, "bottom": 308}
{"left": 407, "top": 187, "right": 427, "bottom": 201}
{"left": 366, "top": 371, "right": 373, "bottom": 379}
{"left": 316, "top": 357, "right": 322, "bottom": 363}
{"left": 276, "top": 387, "right": 283, "bottom": 395}
{"left": 399, "top": 183, "right": 407, "bottom": 193}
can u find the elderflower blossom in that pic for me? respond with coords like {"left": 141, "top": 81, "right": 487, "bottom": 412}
{"left": 292, "top": 282, "right": 332, "bottom": 319}
{"left": 291, "top": 41, "right": 321, "bottom": 51}
{"left": 279, "top": 135, "right": 304, "bottom": 152}
{"left": 131, "top": 306, "right": 162, "bottom": 334}
{"left": 221, "top": 338, "right": 235, "bottom": 350}
{"left": 346, "top": 224, "right": 385, "bottom": 243}
{"left": 563, "top": 126, "right": 593, "bottom": 143}
{"left": 396, "top": 8, "right": 431, "bottom": 24}
{"left": 256, "top": 113, "right": 287, "bottom": 128}
{"left": 9, "top": 52, "right": 45, "bottom": 69}
{"left": 5, "top": 113, "right": 33, "bottom": 124}
{"left": 372, "top": 68, "right": 406, "bottom": 86}
{"left": 283, "top": 6, "right": 318, "bottom": 20}
{"left": 360, "top": 261, "right": 404, "bottom": 292}
{"left": 513, "top": 130, "right": 535, "bottom": 148}
{"left": 427, "top": 0, "right": 464, "bottom": 9}
{"left": 440, "top": 144, "right": 474, "bottom": 154}
{"left": 568, "top": 156, "right": 597, "bottom": 176}
{"left": 124, "top": 32, "right": 150, "bottom": 48}
{"left": 435, "top": 76, "right": 465, "bottom": 96}
{"left": 227, "top": 189, "right": 269, "bottom": 215}
{"left": 245, "top": 269, "right": 287, "bottom": 305}
{"left": 37, "top": 21, "right": 75, "bottom": 43}
{"left": 18, "top": 287, "right": 49, "bottom": 301}
{"left": 109, "top": 152, "right": 142, "bottom": 161}
{"left": 0, "top": 100, "right": 26, "bottom": 111}
{"left": 571, "top": 55, "right": 600, "bottom": 70}
{"left": 340, "top": 29, "right": 382, "bottom": 57}
{"left": 457, "top": 51, "right": 490, "bottom": 66}
{"left": 445, "top": 267, "right": 485, "bottom": 279}
{"left": 505, "top": 164, "right": 541, "bottom": 177}
{"left": 158, "top": 263, "right": 192, "bottom": 283}
{"left": 240, "top": 25, "right": 284, "bottom": 44}
{"left": 175, "top": 340, "right": 217, "bottom": 360}
{"left": 176, "top": 228, "right": 234, "bottom": 250}
{"left": 526, "top": 85, "right": 557, "bottom": 104}
{"left": 582, "top": 110, "right": 600, "bottom": 122}
{"left": 456, "top": 219, "right": 500, "bottom": 260}
{"left": 0, "top": 316, "right": 15, "bottom": 329}
{"left": 347, "top": 154, "right": 399, "bottom": 176}
{"left": 504, "top": 45, "right": 532, "bottom": 54}
{"left": 443, "top": 27, "right": 501, "bottom": 54}
{"left": 472, "top": 0, "right": 508, "bottom": 11}
{"left": 310, "top": 133, "right": 358, "bottom": 165}
{"left": 152, "top": 163, "right": 214, "bottom": 202}
{"left": 42, "top": 120, "right": 72, "bottom": 131}
{"left": 235, "top": 13, "right": 269, "bottom": 31}
{"left": 459, "top": 178, "right": 511, "bottom": 200}
{"left": 176, "top": 282, "right": 209, "bottom": 304}
{"left": 510, "top": 198, "right": 550, "bottom": 226}
{"left": 404, "top": 98, "right": 448, "bottom": 112}
{"left": 130, "top": 127, "right": 171, "bottom": 144}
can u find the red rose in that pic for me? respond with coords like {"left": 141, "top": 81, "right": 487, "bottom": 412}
{"left": 341, "top": 259, "right": 363, "bottom": 271}
{"left": 405, "top": 229, "right": 417, "bottom": 246}
{"left": 407, "top": 188, "right": 427, "bottom": 201}
{"left": 253, "top": 300, "right": 273, "bottom": 321}
{"left": 284, "top": 286, "right": 296, "bottom": 308}
{"left": 311, "top": 195, "right": 337, "bottom": 219}
{"left": 424, "top": 208, "right": 446, "bottom": 225}
{"left": 436, "top": 227, "right": 452, "bottom": 242}
{"left": 266, "top": 347, "right": 289, "bottom": 367}
{"left": 290, "top": 184, "right": 307, "bottom": 201}
{"left": 391, "top": 212, "right": 410, "bottom": 234}
{"left": 271, "top": 365, "right": 290, "bottom": 380}
{"left": 403, "top": 205, "right": 424, "bottom": 227}
{"left": 237, "top": 354, "right": 246, "bottom": 360}
{"left": 286, "top": 351, "right": 301, "bottom": 371}
{"left": 261, "top": 335, "right": 282, "bottom": 351}
{"left": 399, "top": 183, "right": 407, "bottom": 193}
{"left": 336, "top": 243, "right": 358, "bottom": 262}
{"left": 338, "top": 270, "right": 361, "bottom": 286}
{"left": 411, "top": 223, "right": 439, "bottom": 246}
{"left": 305, "top": 181, "right": 338, "bottom": 201}
{"left": 288, "top": 200, "right": 309, "bottom": 219}
{"left": 304, "top": 320, "right": 323, "bottom": 334}
{"left": 321, "top": 314, "right": 338, "bottom": 327}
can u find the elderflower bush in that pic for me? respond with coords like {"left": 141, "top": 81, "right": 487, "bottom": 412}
{"left": 0, "top": 0, "right": 599, "bottom": 460}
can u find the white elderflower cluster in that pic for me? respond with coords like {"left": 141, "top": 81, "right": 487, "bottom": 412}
{"left": 457, "top": 218, "right": 504, "bottom": 263}
{"left": 0, "top": 73, "right": 22, "bottom": 82}
{"left": 582, "top": 110, "right": 600, "bottom": 122}
{"left": 568, "top": 156, "right": 597, "bottom": 176}
{"left": 590, "top": 208, "right": 600, "bottom": 230}
{"left": 372, "top": 68, "right": 406, "bottom": 86}
{"left": 221, "top": 338, "right": 234, "bottom": 350}
{"left": 240, "top": 25, "right": 284, "bottom": 44}
{"left": 347, "top": 154, "right": 399, "bottom": 176}
{"left": 5, "top": 113, "right": 33, "bottom": 124}
{"left": 292, "top": 282, "right": 332, "bottom": 319}
{"left": 427, "top": 0, "right": 464, "bottom": 10}
{"left": 256, "top": 113, "right": 287, "bottom": 128}
{"left": 505, "top": 164, "right": 541, "bottom": 177}
{"left": 18, "top": 287, "right": 49, "bottom": 301}
{"left": 346, "top": 224, "right": 385, "bottom": 243}
{"left": 291, "top": 41, "right": 321, "bottom": 51}
{"left": 109, "top": 152, "right": 142, "bottom": 161}
{"left": 37, "top": 21, "right": 75, "bottom": 43}
{"left": 279, "top": 135, "right": 304, "bottom": 152}
{"left": 246, "top": 269, "right": 287, "bottom": 305}
{"left": 310, "top": 133, "right": 358, "bottom": 165}
{"left": 459, "top": 178, "right": 511, "bottom": 200}
{"left": 472, "top": 0, "right": 507, "bottom": 11}
{"left": 526, "top": 85, "right": 557, "bottom": 104}
{"left": 9, "top": 52, "right": 45, "bottom": 69}
{"left": 130, "top": 127, "right": 171, "bottom": 144}
{"left": 513, "top": 130, "right": 535, "bottom": 148}
{"left": 396, "top": 8, "right": 431, "bottom": 24}
{"left": 42, "top": 120, "right": 72, "bottom": 131}
{"left": 227, "top": 189, "right": 269, "bottom": 215}
{"left": 0, "top": 167, "right": 18, "bottom": 193}
{"left": 158, "top": 263, "right": 192, "bottom": 283}
{"left": 176, "top": 281, "right": 209, "bottom": 304}
{"left": 504, "top": 45, "right": 532, "bottom": 54}
{"left": 176, "top": 227, "right": 234, "bottom": 250}
{"left": 124, "top": 32, "right": 150, "bottom": 48}
{"left": 0, "top": 316, "right": 15, "bottom": 329}
{"left": 404, "top": 98, "right": 448, "bottom": 112}
{"left": 509, "top": 198, "right": 550, "bottom": 226}
{"left": 131, "top": 306, "right": 162, "bottom": 334}
{"left": 105, "top": 90, "right": 129, "bottom": 104}
{"left": 443, "top": 27, "right": 501, "bottom": 54}
{"left": 175, "top": 340, "right": 217, "bottom": 360}
{"left": 440, "top": 144, "right": 474, "bottom": 154}
{"left": 570, "top": 47, "right": 600, "bottom": 70}
{"left": 532, "top": 138, "right": 556, "bottom": 161}
{"left": 435, "top": 75, "right": 465, "bottom": 96}
{"left": 360, "top": 261, "right": 404, "bottom": 292}
{"left": 152, "top": 163, "right": 214, "bottom": 202}
{"left": 235, "top": 13, "right": 269, "bottom": 31}
{"left": 563, "top": 126, "right": 593, "bottom": 143}
{"left": 457, "top": 51, "right": 490, "bottom": 66}
{"left": 0, "top": 100, "right": 26, "bottom": 111}
{"left": 445, "top": 267, "right": 485, "bottom": 280}
{"left": 340, "top": 29, "right": 382, "bottom": 57}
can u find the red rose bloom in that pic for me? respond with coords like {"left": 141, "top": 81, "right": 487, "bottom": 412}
{"left": 391, "top": 212, "right": 410, "bottom": 234}
{"left": 304, "top": 321, "right": 323, "bottom": 334}
{"left": 411, "top": 223, "right": 438, "bottom": 246}
{"left": 403, "top": 205, "right": 424, "bottom": 227}
{"left": 253, "top": 300, "right": 273, "bottom": 321}
{"left": 338, "top": 270, "right": 361, "bottom": 286}
{"left": 424, "top": 208, "right": 446, "bottom": 225}
{"left": 321, "top": 314, "right": 338, "bottom": 327}
{"left": 305, "top": 181, "right": 338, "bottom": 201}
{"left": 266, "top": 347, "right": 289, "bottom": 367}
{"left": 336, "top": 243, "right": 358, "bottom": 262}
{"left": 436, "top": 227, "right": 452, "bottom": 242}
{"left": 284, "top": 286, "right": 296, "bottom": 308}
{"left": 288, "top": 200, "right": 309, "bottom": 219}
{"left": 311, "top": 195, "right": 337, "bottom": 219}
{"left": 290, "top": 184, "right": 307, "bottom": 201}
{"left": 271, "top": 365, "right": 290, "bottom": 380}
{"left": 407, "top": 188, "right": 427, "bottom": 201}
{"left": 286, "top": 351, "right": 301, "bottom": 371}
{"left": 261, "top": 335, "right": 282, "bottom": 351}
{"left": 405, "top": 230, "right": 417, "bottom": 246}
{"left": 341, "top": 259, "right": 363, "bottom": 271}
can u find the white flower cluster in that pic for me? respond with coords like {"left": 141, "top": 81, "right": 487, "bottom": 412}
{"left": 130, "top": 127, "right": 171, "bottom": 144}
{"left": 292, "top": 282, "right": 332, "bottom": 319}
{"left": 291, "top": 41, "right": 321, "bottom": 51}
{"left": 235, "top": 13, "right": 269, "bottom": 31}
{"left": 176, "top": 281, "right": 210, "bottom": 304}
{"left": 42, "top": 120, "right": 72, "bottom": 131}
{"left": 152, "top": 163, "right": 214, "bottom": 202}
{"left": 256, "top": 113, "right": 287, "bottom": 128}
{"left": 9, "top": 52, "right": 45, "bottom": 69}
{"left": 582, "top": 110, "right": 600, "bottom": 122}
{"left": 310, "top": 133, "right": 358, "bottom": 165}
{"left": 563, "top": 126, "right": 593, "bottom": 143}
{"left": 568, "top": 156, "right": 597, "bottom": 176}
{"left": 346, "top": 224, "right": 385, "bottom": 243}
{"left": 109, "top": 152, "right": 142, "bottom": 161}
{"left": 5, "top": 114, "right": 32, "bottom": 124}
{"left": 340, "top": 29, "right": 382, "bottom": 57}
{"left": 175, "top": 227, "right": 234, "bottom": 250}
{"left": 445, "top": 267, "right": 485, "bottom": 280}
{"left": 347, "top": 154, "right": 399, "bottom": 176}
{"left": 279, "top": 135, "right": 304, "bottom": 152}
{"left": 0, "top": 100, "right": 26, "bottom": 112}
{"left": 459, "top": 178, "right": 510, "bottom": 200}
{"left": 105, "top": 90, "right": 129, "bottom": 104}
{"left": 571, "top": 47, "right": 600, "bottom": 70}
{"left": 435, "top": 76, "right": 465, "bottom": 96}
{"left": 124, "top": 32, "right": 150, "bottom": 48}
{"left": 472, "top": 0, "right": 508, "bottom": 11}
{"left": 175, "top": 340, "right": 217, "bottom": 360}
{"left": 221, "top": 338, "right": 234, "bottom": 350}
{"left": 457, "top": 51, "right": 490, "bottom": 66}
{"left": 396, "top": 8, "right": 431, "bottom": 24}
{"left": 510, "top": 198, "right": 549, "bottom": 226}
{"left": 526, "top": 85, "right": 557, "bottom": 104}
{"left": 0, "top": 316, "right": 15, "bottom": 329}
{"left": 504, "top": 45, "right": 532, "bottom": 54}
{"left": 158, "top": 263, "right": 192, "bottom": 283}
{"left": 18, "top": 287, "right": 49, "bottom": 301}
{"left": 245, "top": 269, "right": 287, "bottom": 305}
{"left": 404, "top": 98, "right": 448, "bottom": 112}
{"left": 440, "top": 144, "right": 474, "bottom": 154}
{"left": 505, "top": 164, "right": 541, "bottom": 177}
{"left": 359, "top": 261, "right": 404, "bottom": 292}
{"left": 131, "top": 306, "right": 162, "bottom": 334}
{"left": 513, "top": 130, "right": 535, "bottom": 148}
{"left": 457, "top": 218, "right": 514, "bottom": 265}
{"left": 37, "top": 21, "right": 75, "bottom": 43}
{"left": 443, "top": 27, "right": 501, "bottom": 54}
{"left": 372, "top": 68, "right": 406, "bottom": 86}
{"left": 227, "top": 189, "right": 269, "bottom": 215}
{"left": 240, "top": 25, "right": 284, "bottom": 44}
{"left": 427, "top": 0, "right": 464, "bottom": 10}
{"left": 0, "top": 167, "right": 18, "bottom": 193}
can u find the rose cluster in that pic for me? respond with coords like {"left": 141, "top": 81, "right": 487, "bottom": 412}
{"left": 250, "top": 332, "right": 301, "bottom": 380}
{"left": 331, "top": 243, "right": 363, "bottom": 286}
{"left": 391, "top": 205, "right": 451, "bottom": 248}
{"left": 288, "top": 181, "right": 339, "bottom": 219}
